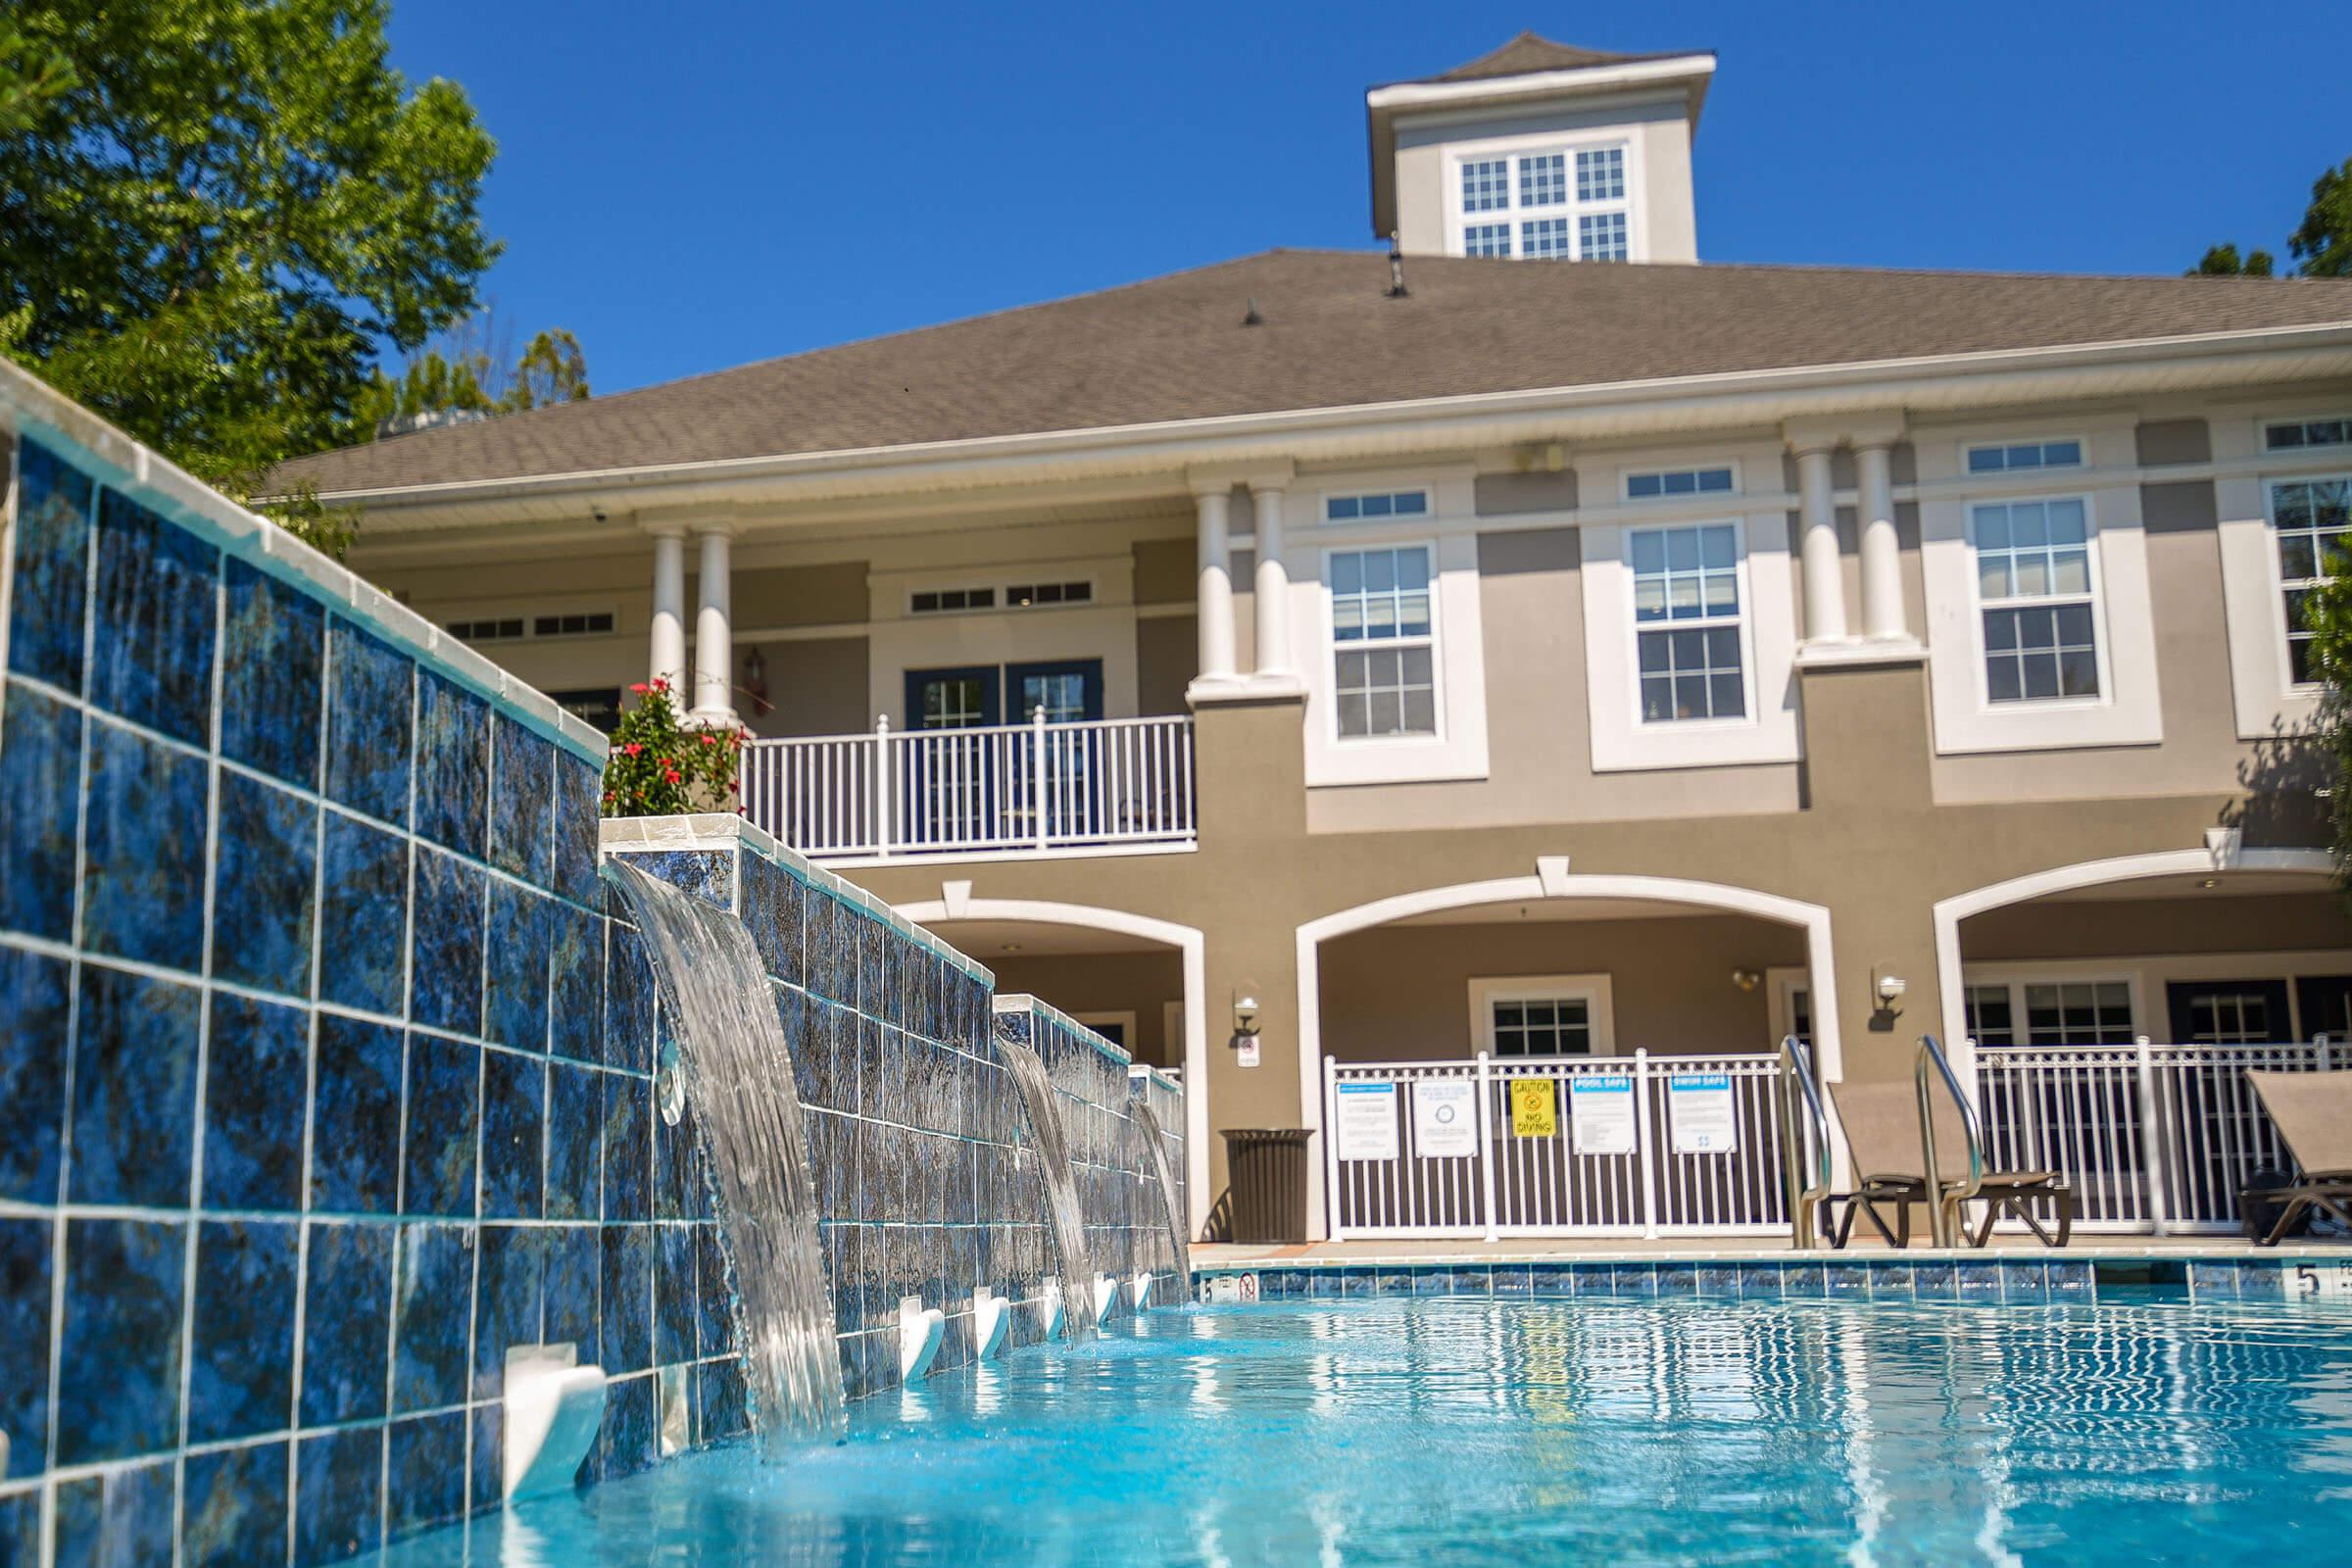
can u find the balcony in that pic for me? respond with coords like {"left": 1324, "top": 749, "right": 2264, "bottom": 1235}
{"left": 740, "top": 713, "right": 1196, "bottom": 861}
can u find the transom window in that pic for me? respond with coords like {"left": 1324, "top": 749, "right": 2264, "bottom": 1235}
{"left": 450, "top": 610, "right": 617, "bottom": 643}
{"left": 1491, "top": 995, "right": 1592, "bottom": 1057}
{"left": 448, "top": 617, "right": 524, "bottom": 642}
{"left": 2271, "top": 477, "right": 2351, "bottom": 685}
{"left": 1626, "top": 466, "right": 1734, "bottom": 501}
{"left": 532, "top": 612, "right": 615, "bottom": 638}
{"left": 910, "top": 586, "right": 996, "bottom": 614}
{"left": 1330, "top": 547, "right": 1435, "bottom": 739}
{"left": 1004, "top": 580, "right": 1092, "bottom": 608}
{"left": 1973, "top": 498, "right": 2099, "bottom": 704}
{"left": 1630, "top": 523, "right": 1745, "bottom": 724}
{"left": 1967, "top": 439, "right": 2083, "bottom": 474}
{"left": 1452, "top": 142, "right": 1632, "bottom": 263}
{"left": 1324, "top": 489, "right": 1430, "bottom": 522}
{"left": 2267, "top": 418, "right": 2352, "bottom": 452}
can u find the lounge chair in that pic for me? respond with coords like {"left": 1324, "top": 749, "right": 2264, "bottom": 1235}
{"left": 1827, "top": 1079, "right": 2074, "bottom": 1249}
{"left": 2241, "top": 1069, "right": 2352, "bottom": 1247}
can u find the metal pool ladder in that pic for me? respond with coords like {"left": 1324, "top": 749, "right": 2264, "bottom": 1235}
{"left": 1916, "top": 1034, "right": 1987, "bottom": 1249}
{"left": 1779, "top": 1034, "right": 1833, "bottom": 1250}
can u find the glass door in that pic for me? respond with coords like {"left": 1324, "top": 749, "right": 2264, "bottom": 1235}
{"left": 1005, "top": 660, "right": 1102, "bottom": 839}
{"left": 903, "top": 666, "right": 1001, "bottom": 846}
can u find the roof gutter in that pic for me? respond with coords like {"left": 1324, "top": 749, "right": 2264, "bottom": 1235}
{"left": 306, "top": 322, "right": 2352, "bottom": 532}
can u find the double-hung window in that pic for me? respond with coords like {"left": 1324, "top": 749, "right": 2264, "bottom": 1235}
{"left": 1973, "top": 498, "right": 2099, "bottom": 704}
{"left": 1965, "top": 979, "right": 2134, "bottom": 1047}
{"left": 1454, "top": 143, "right": 1631, "bottom": 262}
{"left": 2270, "top": 476, "right": 2351, "bottom": 685}
{"left": 1491, "top": 995, "right": 1593, "bottom": 1057}
{"left": 1330, "top": 547, "right": 1436, "bottom": 739}
{"left": 1630, "top": 523, "right": 1744, "bottom": 723}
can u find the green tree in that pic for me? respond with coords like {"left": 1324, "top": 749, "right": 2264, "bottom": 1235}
{"left": 0, "top": 18, "right": 74, "bottom": 134}
{"left": 354, "top": 315, "right": 590, "bottom": 435}
{"left": 2298, "top": 484, "right": 2352, "bottom": 890}
{"left": 0, "top": 1, "right": 500, "bottom": 553}
{"left": 506, "top": 328, "right": 591, "bottom": 412}
{"left": 2194, "top": 156, "right": 2352, "bottom": 279}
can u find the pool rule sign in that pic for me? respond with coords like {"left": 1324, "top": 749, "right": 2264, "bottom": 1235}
{"left": 1569, "top": 1075, "right": 1636, "bottom": 1154}
{"left": 1334, "top": 1080, "right": 1400, "bottom": 1160}
{"left": 1414, "top": 1078, "right": 1478, "bottom": 1156}
{"left": 1668, "top": 1072, "right": 1739, "bottom": 1154}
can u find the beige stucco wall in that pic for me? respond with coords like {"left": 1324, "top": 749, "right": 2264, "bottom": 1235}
{"left": 1964, "top": 891, "right": 2352, "bottom": 961}
{"left": 750, "top": 636, "right": 869, "bottom": 738}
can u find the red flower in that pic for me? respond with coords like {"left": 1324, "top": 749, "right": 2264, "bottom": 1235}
{"left": 651, "top": 677, "right": 671, "bottom": 692}
{"left": 622, "top": 742, "right": 644, "bottom": 757}
{"left": 700, "top": 733, "right": 718, "bottom": 746}
{"left": 629, "top": 682, "right": 650, "bottom": 695}
{"left": 663, "top": 769, "right": 682, "bottom": 785}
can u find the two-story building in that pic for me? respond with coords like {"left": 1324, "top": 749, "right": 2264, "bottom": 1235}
{"left": 275, "top": 33, "right": 2352, "bottom": 1245}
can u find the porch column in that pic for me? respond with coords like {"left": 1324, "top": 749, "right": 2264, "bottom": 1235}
{"left": 1791, "top": 440, "right": 1848, "bottom": 645}
{"left": 647, "top": 524, "right": 687, "bottom": 694}
{"left": 690, "top": 520, "right": 736, "bottom": 725}
{"left": 1856, "top": 440, "right": 1906, "bottom": 642}
{"left": 1250, "top": 480, "right": 1293, "bottom": 677}
{"left": 1194, "top": 484, "right": 1237, "bottom": 684}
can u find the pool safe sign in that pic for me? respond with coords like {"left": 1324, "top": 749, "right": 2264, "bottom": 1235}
{"left": 1334, "top": 1080, "right": 1400, "bottom": 1161}
{"left": 1668, "top": 1073, "right": 1739, "bottom": 1154}
{"left": 1569, "top": 1074, "right": 1638, "bottom": 1155}
{"left": 1414, "top": 1079, "right": 1478, "bottom": 1157}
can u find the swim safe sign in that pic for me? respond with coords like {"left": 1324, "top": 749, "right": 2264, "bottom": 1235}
{"left": 1668, "top": 1073, "right": 1739, "bottom": 1154}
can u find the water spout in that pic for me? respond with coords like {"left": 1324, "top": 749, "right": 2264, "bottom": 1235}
{"left": 1130, "top": 1098, "right": 1192, "bottom": 1303}
{"left": 602, "top": 859, "right": 847, "bottom": 1454}
{"left": 997, "top": 1036, "right": 1099, "bottom": 1340}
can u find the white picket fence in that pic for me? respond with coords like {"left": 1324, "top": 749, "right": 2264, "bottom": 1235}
{"left": 1974, "top": 1037, "right": 2334, "bottom": 1234}
{"left": 739, "top": 712, "right": 1195, "bottom": 859}
{"left": 1322, "top": 1052, "right": 1793, "bottom": 1241}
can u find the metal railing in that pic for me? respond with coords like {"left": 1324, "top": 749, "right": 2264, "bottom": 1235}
{"left": 1974, "top": 1036, "right": 2334, "bottom": 1234}
{"left": 738, "top": 711, "right": 1195, "bottom": 859}
{"left": 1916, "top": 1034, "right": 1985, "bottom": 1248}
{"left": 1779, "top": 1034, "right": 1833, "bottom": 1250}
{"left": 1322, "top": 1050, "right": 1791, "bottom": 1241}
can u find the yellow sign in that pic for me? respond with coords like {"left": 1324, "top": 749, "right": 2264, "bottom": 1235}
{"left": 1509, "top": 1078, "right": 1558, "bottom": 1139}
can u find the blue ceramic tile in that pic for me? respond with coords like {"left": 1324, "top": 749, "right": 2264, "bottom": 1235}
{"left": 656, "top": 1087, "right": 710, "bottom": 1223}
{"left": 634, "top": 848, "right": 732, "bottom": 909}
{"left": 88, "top": 486, "right": 216, "bottom": 745}
{"left": 1913, "top": 1260, "right": 1959, "bottom": 1299}
{"left": 220, "top": 556, "right": 325, "bottom": 789}
{"left": 742, "top": 850, "right": 802, "bottom": 985}
{"left": 202, "top": 991, "right": 309, "bottom": 1212}
{"left": 472, "top": 1224, "right": 548, "bottom": 1400}
{"left": 79, "top": 717, "right": 208, "bottom": 970}
{"left": 182, "top": 1439, "right": 289, "bottom": 1568}
{"left": 696, "top": 1223, "right": 733, "bottom": 1356}
{"left": 211, "top": 767, "right": 318, "bottom": 996}
{"left": 549, "top": 904, "right": 604, "bottom": 1063}
{"left": 699, "top": 1357, "right": 749, "bottom": 1441}
{"left": 544, "top": 1225, "right": 601, "bottom": 1355}
{"left": 1737, "top": 1263, "right": 1785, "bottom": 1299}
{"left": 69, "top": 963, "right": 200, "bottom": 1207}
{"left": 1869, "top": 1262, "right": 1916, "bottom": 1298}
{"left": 300, "top": 1221, "right": 393, "bottom": 1424}
{"left": 410, "top": 848, "right": 485, "bottom": 1037}
{"left": 490, "top": 716, "right": 555, "bottom": 885}
{"left": 403, "top": 1031, "right": 480, "bottom": 1218}
{"left": 1780, "top": 1263, "right": 1829, "bottom": 1299}
{"left": 2002, "top": 1262, "right": 2049, "bottom": 1303}
{"left": 318, "top": 810, "right": 408, "bottom": 1014}
{"left": 187, "top": 1219, "right": 299, "bottom": 1443}
{"left": 1955, "top": 1263, "right": 2005, "bottom": 1302}
{"left": 0, "top": 1491, "right": 35, "bottom": 1568}
{"left": 546, "top": 1059, "right": 604, "bottom": 1221}
{"left": 598, "top": 1371, "right": 657, "bottom": 1483}
{"left": 54, "top": 1458, "right": 175, "bottom": 1568}
{"left": 1825, "top": 1262, "right": 1873, "bottom": 1298}
{"left": 601, "top": 1227, "right": 653, "bottom": 1374}
{"left": 0, "top": 1217, "right": 52, "bottom": 1478}
{"left": 552, "top": 749, "right": 602, "bottom": 906}
{"left": 56, "top": 1217, "right": 186, "bottom": 1463}
{"left": 415, "top": 670, "right": 489, "bottom": 858}
{"left": 0, "top": 680, "right": 82, "bottom": 942}
{"left": 2051, "top": 1259, "right": 2095, "bottom": 1298}
{"left": 394, "top": 1224, "right": 475, "bottom": 1413}
{"left": 0, "top": 942, "right": 70, "bottom": 1202}
{"left": 486, "top": 880, "right": 552, "bottom": 1051}
{"left": 7, "top": 437, "right": 94, "bottom": 688}
{"left": 296, "top": 1426, "right": 383, "bottom": 1566}
{"left": 386, "top": 1411, "right": 466, "bottom": 1540}
{"left": 471, "top": 1401, "right": 504, "bottom": 1514}
{"left": 655, "top": 1226, "right": 698, "bottom": 1365}
{"left": 482, "top": 1048, "right": 546, "bottom": 1219}
{"left": 604, "top": 1071, "right": 651, "bottom": 1223}
{"left": 605, "top": 922, "right": 655, "bottom": 1074}
{"left": 311, "top": 1015, "right": 403, "bottom": 1214}
{"left": 324, "top": 618, "right": 413, "bottom": 825}
{"left": 1697, "top": 1265, "right": 1742, "bottom": 1298}
{"left": 1656, "top": 1263, "right": 1700, "bottom": 1297}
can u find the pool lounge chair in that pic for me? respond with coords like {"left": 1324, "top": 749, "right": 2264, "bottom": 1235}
{"left": 1827, "top": 1079, "right": 2074, "bottom": 1249}
{"left": 2241, "top": 1069, "right": 2352, "bottom": 1246}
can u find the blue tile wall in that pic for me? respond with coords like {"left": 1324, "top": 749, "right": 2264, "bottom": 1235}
{"left": 0, "top": 431, "right": 1187, "bottom": 1567}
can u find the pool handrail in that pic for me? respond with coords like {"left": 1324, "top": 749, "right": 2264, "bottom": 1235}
{"left": 1914, "top": 1034, "right": 1986, "bottom": 1249}
{"left": 1779, "top": 1034, "right": 1834, "bottom": 1250}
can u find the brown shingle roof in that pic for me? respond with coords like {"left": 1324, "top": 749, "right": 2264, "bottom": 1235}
{"left": 273, "top": 250, "right": 2352, "bottom": 496}
{"left": 1411, "top": 31, "right": 1691, "bottom": 84}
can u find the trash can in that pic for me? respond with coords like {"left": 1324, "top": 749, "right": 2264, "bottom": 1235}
{"left": 1221, "top": 1128, "right": 1313, "bottom": 1244}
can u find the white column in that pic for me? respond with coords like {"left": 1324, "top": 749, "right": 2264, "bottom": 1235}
{"left": 1855, "top": 442, "right": 1905, "bottom": 641}
{"left": 1794, "top": 444, "right": 1847, "bottom": 644}
{"left": 1195, "top": 486, "right": 1237, "bottom": 684}
{"left": 1250, "top": 481, "right": 1293, "bottom": 677}
{"left": 648, "top": 525, "right": 687, "bottom": 695}
{"left": 690, "top": 522, "right": 736, "bottom": 724}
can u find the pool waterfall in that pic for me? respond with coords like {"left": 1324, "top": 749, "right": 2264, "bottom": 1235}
{"left": 996, "top": 1038, "right": 1100, "bottom": 1341}
{"left": 602, "top": 859, "right": 847, "bottom": 1454}
{"left": 1130, "top": 1099, "right": 1192, "bottom": 1297}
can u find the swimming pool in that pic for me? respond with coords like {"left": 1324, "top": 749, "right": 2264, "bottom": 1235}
{"left": 366, "top": 1291, "right": 2352, "bottom": 1565}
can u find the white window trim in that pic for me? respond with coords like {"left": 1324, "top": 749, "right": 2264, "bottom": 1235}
{"left": 1918, "top": 422, "right": 2161, "bottom": 755}
{"left": 1321, "top": 486, "right": 1433, "bottom": 524}
{"left": 1580, "top": 511, "right": 1800, "bottom": 771}
{"left": 1766, "top": 966, "right": 1810, "bottom": 1050}
{"left": 2218, "top": 406, "right": 2332, "bottom": 739}
{"left": 1964, "top": 492, "right": 2111, "bottom": 713}
{"left": 1962, "top": 436, "right": 2088, "bottom": 476}
{"left": 1956, "top": 968, "right": 2146, "bottom": 1047}
{"left": 2262, "top": 469, "right": 2352, "bottom": 697}
{"left": 1467, "top": 974, "right": 1618, "bottom": 1057}
{"left": 1622, "top": 461, "right": 1740, "bottom": 502}
{"left": 2263, "top": 415, "right": 2352, "bottom": 454}
{"left": 1962, "top": 952, "right": 2352, "bottom": 1047}
{"left": 1297, "top": 529, "right": 1489, "bottom": 787}
{"left": 1444, "top": 128, "right": 1644, "bottom": 263}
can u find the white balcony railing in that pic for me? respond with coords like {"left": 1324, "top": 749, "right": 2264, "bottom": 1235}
{"left": 739, "top": 712, "right": 1196, "bottom": 860}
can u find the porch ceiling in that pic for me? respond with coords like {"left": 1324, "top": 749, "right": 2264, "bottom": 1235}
{"left": 2035, "top": 869, "right": 2331, "bottom": 904}
{"left": 915, "top": 917, "right": 1173, "bottom": 957}
{"left": 1392, "top": 897, "right": 1744, "bottom": 926}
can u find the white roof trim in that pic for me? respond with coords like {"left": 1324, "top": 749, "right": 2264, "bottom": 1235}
{"left": 1365, "top": 54, "right": 1716, "bottom": 115}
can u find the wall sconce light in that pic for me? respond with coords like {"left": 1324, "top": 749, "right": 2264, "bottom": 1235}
{"left": 1730, "top": 968, "right": 1762, "bottom": 992}
{"left": 1231, "top": 993, "right": 1261, "bottom": 1039}
{"left": 1876, "top": 972, "right": 1908, "bottom": 1005}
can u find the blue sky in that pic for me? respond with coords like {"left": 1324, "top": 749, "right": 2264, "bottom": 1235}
{"left": 387, "top": 0, "right": 2352, "bottom": 396}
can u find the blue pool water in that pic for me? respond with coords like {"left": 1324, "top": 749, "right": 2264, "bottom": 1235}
{"left": 368, "top": 1293, "right": 2352, "bottom": 1565}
